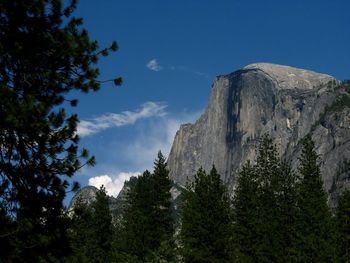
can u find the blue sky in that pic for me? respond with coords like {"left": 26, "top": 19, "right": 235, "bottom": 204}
{"left": 67, "top": 0, "right": 350, "bottom": 199}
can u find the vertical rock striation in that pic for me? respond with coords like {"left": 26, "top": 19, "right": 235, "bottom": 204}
{"left": 167, "top": 63, "right": 350, "bottom": 204}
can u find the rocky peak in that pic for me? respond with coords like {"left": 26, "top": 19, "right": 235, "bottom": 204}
{"left": 69, "top": 185, "right": 99, "bottom": 209}
{"left": 243, "top": 63, "right": 335, "bottom": 90}
{"left": 167, "top": 63, "right": 349, "bottom": 206}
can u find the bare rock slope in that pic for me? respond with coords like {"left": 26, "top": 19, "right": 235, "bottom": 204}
{"left": 167, "top": 63, "right": 350, "bottom": 204}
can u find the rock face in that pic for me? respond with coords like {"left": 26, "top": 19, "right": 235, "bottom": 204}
{"left": 69, "top": 178, "right": 187, "bottom": 223}
{"left": 167, "top": 63, "right": 350, "bottom": 205}
{"left": 68, "top": 185, "right": 123, "bottom": 221}
{"left": 69, "top": 185, "right": 99, "bottom": 209}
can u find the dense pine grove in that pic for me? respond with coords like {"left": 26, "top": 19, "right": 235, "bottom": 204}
{"left": 180, "top": 166, "right": 232, "bottom": 262}
{"left": 115, "top": 152, "right": 175, "bottom": 262}
{"left": 1, "top": 0, "right": 350, "bottom": 262}
{"left": 51, "top": 136, "right": 349, "bottom": 263}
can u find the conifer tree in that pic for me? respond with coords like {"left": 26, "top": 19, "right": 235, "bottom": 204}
{"left": 232, "top": 135, "right": 298, "bottom": 262}
{"left": 69, "top": 199, "right": 94, "bottom": 263}
{"left": 0, "top": 202, "right": 16, "bottom": 261}
{"left": 180, "top": 166, "right": 232, "bottom": 263}
{"left": 232, "top": 161, "right": 259, "bottom": 262}
{"left": 336, "top": 189, "right": 350, "bottom": 263}
{"left": 254, "top": 135, "right": 282, "bottom": 262}
{"left": 119, "top": 170, "right": 154, "bottom": 261}
{"left": 118, "top": 152, "right": 175, "bottom": 262}
{"left": 0, "top": 0, "right": 120, "bottom": 260}
{"left": 150, "top": 151, "right": 175, "bottom": 261}
{"left": 89, "top": 186, "right": 113, "bottom": 262}
{"left": 69, "top": 186, "right": 113, "bottom": 263}
{"left": 295, "top": 135, "right": 336, "bottom": 262}
{"left": 275, "top": 162, "right": 298, "bottom": 262}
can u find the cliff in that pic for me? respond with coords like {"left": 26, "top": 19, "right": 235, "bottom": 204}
{"left": 167, "top": 63, "right": 350, "bottom": 205}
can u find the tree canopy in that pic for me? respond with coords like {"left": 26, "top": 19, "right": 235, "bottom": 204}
{"left": 232, "top": 135, "right": 298, "bottom": 262}
{"left": 69, "top": 186, "right": 113, "bottom": 263}
{"left": 117, "top": 152, "right": 175, "bottom": 262}
{"left": 336, "top": 189, "right": 350, "bottom": 263}
{"left": 180, "top": 166, "right": 232, "bottom": 263}
{"left": 295, "top": 136, "right": 336, "bottom": 262}
{"left": 0, "top": 0, "right": 120, "bottom": 261}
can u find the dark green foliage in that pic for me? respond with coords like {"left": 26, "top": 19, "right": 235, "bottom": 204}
{"left": 0, "top": 0, "right": 119, "bottom": 261}
{"left": 89, "top": 186, "right": 114, "bottom": 262}
{"left": 69, "top": 186, "right": 113, "bottom": 263}
{"left": 343, "top": 80, "right": 350, "bottom": 93}
{"left": 0, "top": 203, "right": 17, "bottom": 262}
{"left": 295, "top": 135, "right": 337, "bottom": 262}
{"left": 253, "top": 136, "right": 284, "bottom": 262}
{"left": 232, "top": 162, "right": 259, "bottom": 262}
{"left": 312, "top": 80, "right": 350, "bottom": 133}
{"left": 152, "top": 152, "right": 174, "bottom": 246}
{"left": 275, "top": 162, "right": 299, "bottom": 261}
{"left": 327, "top": 93, "right": 350, "bottom": 112}
{"left": 180, "top": 166, "right": 232, "bottom": 263}
{"left": 117, "top": 152, "right": 175, "bottom": 262}
{"left": 119, "top": 170, "right": 155, "bottom": 260}
{"left": 334, "top": 80, "right": 350, "bottom": 93}
{"left": 68, "top": 200, "right": 94, "bottom": 262}
{"left": 233, "top": 135, "right": 298, "bottom": 262}
{"left": 336, "top": 190, "right": 350, "bottom": 263}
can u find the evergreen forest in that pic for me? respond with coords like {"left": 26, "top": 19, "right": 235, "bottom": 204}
{"left": 0, "top": 1, "right": 349, "bottom": 262}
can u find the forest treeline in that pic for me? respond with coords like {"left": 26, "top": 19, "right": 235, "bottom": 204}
{"left": 1, "top": 1, "right": 349, "bottom": 262}
{"left": 2, "top": 135, "right": 350, "bottom": 262}
{"left": 61, "top": 136, "right": 350, "bottom": 263}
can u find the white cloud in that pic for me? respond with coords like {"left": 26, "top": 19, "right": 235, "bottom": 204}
{"left": 88, "top": 172, "right": 141, "bottom": 197}
{"left": 85, "top": 110, "right": 203, "bottom": 196}
{"left": 146, "top": 59, "right": 162, "bottom": 71}
{"left": 124, "top": 111, "right": 203, "bottom": 171}
{"left": 171, "top": 65, "right": 209, "bottom": 78}
{"left": 146, "top": 59, "right": 209, "bottom": 78}
{"left": 77, "top": 101, "right": 167, "bottom": 137}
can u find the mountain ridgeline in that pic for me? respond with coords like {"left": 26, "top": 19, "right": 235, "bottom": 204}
{"left": 168, "top": 63, "right": 350, "bottom": 206}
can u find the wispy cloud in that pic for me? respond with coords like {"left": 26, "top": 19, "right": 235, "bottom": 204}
{"left": 146, "top": 59, "right": 163, "bottom": 71}
{"left": 170, "top": 65, "right": 209, "bottom": 78}
{"left": 146, "top": 58, "right": 209, "bottom": 78}
{"left": 83, "top": 109, "right": 203, "bottom": 196}
{"left": 88, "top": 172, "right": 141, "bottom": 197}
{"left": 77, "top": 102, "right": 167, "bottom": 137}
{"left": 123, "top": 111, "right": 203, "bottom": 171}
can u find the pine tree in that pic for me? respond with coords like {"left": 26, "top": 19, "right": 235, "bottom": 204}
{"left": 0, "top": 0, "right": 120, "bottom": 261}
{"left": 275, "top": 162, "right": 298, "bottom": 262}
{"left": 69, "top": 186, "right": 113, "bottom": 263}
{"left": 232, "top": 135, "right": 298, "bottom": 262}
{"left": 149, "top": 151, "right": 175, "bottom": 261}
{"left": 295, "top": 135, "right": 336, "bottom": 262}
{"left": 180, "top": 166, "right": 232, "bottom": 263}
{"left": 336, "top": 189, "right": 350, "bottom": 263}
{"left": 118, "top": 153, "right": 175, "bottom": 262}
{"left": 89, "top": 186, "right": 114, "bottom": 262}
{"left": 68, "top": 198, "right": 94, "bottom": 263}
{"left": 232, "top": 161, "right": 259, "bottom": 262}
{"left": 0, "top": 201, "right": 17, "bottom": 262}
{"left": 254, "top": 135, "right": 282, "bottom": 262}
{"left": 119, "top": 170, "right": 156, "bottom": 261}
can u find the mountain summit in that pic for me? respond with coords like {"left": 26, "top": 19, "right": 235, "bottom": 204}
{"left": 167, "top": 63, "right": 349, "bottom": 205}
{"left": 243, "top": 63, "right": 334, "bottom": 90}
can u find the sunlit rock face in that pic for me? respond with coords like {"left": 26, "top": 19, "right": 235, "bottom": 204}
{"left": 68, "top": 185, "right": 121, "bottom": 221}
{"left": 69, "top": 185, "right": 99, "bottom": 208}
{"left": 168, "top": 63, "right": 350, "bottom": 206}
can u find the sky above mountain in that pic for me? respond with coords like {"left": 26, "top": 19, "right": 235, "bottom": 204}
{"left": 67, "top": 0, "right": 350, "bottom": 200}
